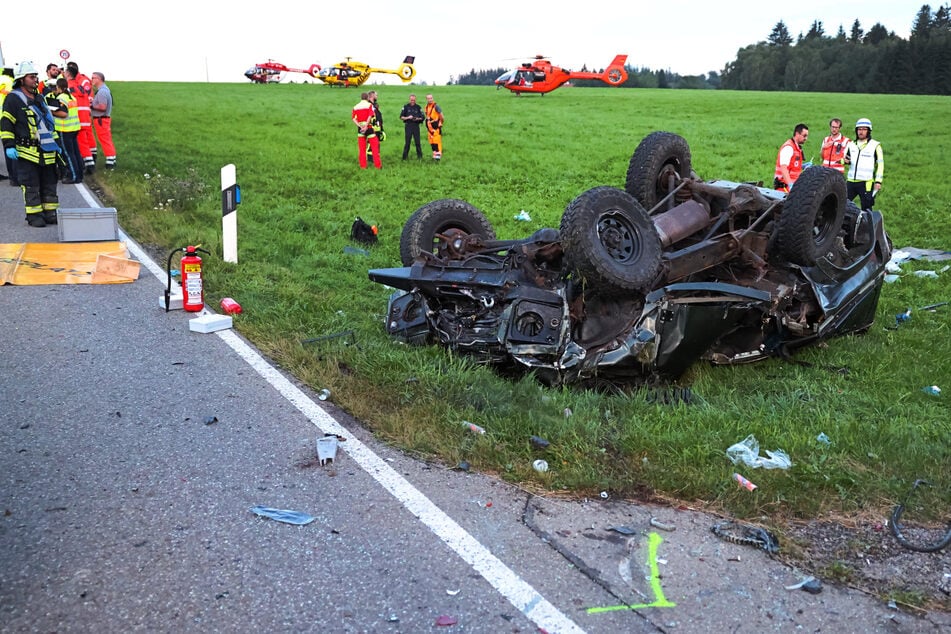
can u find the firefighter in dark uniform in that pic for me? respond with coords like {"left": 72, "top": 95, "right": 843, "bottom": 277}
{"left": 1, "top": 61, "right": 61, "bottom": 227}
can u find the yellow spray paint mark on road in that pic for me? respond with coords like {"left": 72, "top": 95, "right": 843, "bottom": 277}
{"left": 586, "top": 531, "right": 676, "bottom": 614}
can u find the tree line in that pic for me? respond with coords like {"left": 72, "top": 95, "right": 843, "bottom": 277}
{"left": 452, "top": 5, "right": 950, "bottom": 95}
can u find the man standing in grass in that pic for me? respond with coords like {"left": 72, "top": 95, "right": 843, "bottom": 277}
{"left": 352, "top": 92, "right": 381, "bottom": 169}
{"left": 425, "top": 94, "right": 444, "bottom": 161}
{"left": 90, "top": 72, "right": 116, "bottom": 169}
{"left": 774, "top": 123, "right": 808, "bottom": 193}
{"left": 365, "top": 90, "right": 384, "bottom": 161}
{"left": 820, "top": 118, "right": 849, "bottom": 174}
{"left": 844, "top": 118, "right": 883, "bottom": 211}
{"left": 399, "top": 93, "right": 424, "bottom": 160}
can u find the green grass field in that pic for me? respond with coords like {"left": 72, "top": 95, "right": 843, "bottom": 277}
{"left": 100, "top": 83, "right": 950, "bottom": 524}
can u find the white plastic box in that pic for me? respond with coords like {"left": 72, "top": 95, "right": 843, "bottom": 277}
{"left": 57, "top": 207, "right": 119, "bottom": 242}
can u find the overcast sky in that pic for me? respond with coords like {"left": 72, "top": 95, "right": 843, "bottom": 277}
{"left": 0, "top": 1, "right": 922, "bottom": 84}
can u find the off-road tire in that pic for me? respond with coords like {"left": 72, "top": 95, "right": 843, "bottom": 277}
{"left": 560, "top": 186, "right": 662, "bottom": 293}
{"left": 399, "top": 199, "right": 496, "bottom": 265}
{"left": 774, "top": 167, "right": 846, "bottom": 266}
{"left": 625, "top": 132, "right": 692, "bottom": 213}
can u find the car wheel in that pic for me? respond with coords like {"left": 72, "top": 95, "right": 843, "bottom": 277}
{"left": 625, "top": 131, "right": 692, "bottom": 212}
{"left": 774, "top": 167, "right": 846, "bottom": 266}
{"left": 399, "top": 199, "right": 496, "bottom": 265}
{"left": 560, "top": 186, "right": 662, "bottom": 293}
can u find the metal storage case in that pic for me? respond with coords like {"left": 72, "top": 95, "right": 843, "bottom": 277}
{"left": 57, "top": 207, "right": 119, "bottom": 242}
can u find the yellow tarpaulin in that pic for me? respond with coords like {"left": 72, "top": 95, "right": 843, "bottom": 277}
{"left": 0, "top": 241, "right": 139, "bottom": 285}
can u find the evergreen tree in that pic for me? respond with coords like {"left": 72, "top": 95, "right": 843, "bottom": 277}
{"left": 934, "top": 4, "right": 951, "bottom": 30}
{"left": 850, "top": 19, "right": 864, "bottom": 42}
{"left": 805, "top": 20, "right": 826, "bottom": 40}
{"left": 865, "top": 23, "right": 893, "bottom": 45}
{"left": 912, "top": 5, "right": 934, "bottom": 38}
{"left": 768, "top": 21, "right": 793, "bottom": 46}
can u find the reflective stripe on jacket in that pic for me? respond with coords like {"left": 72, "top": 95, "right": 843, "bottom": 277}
{"left": 821, "top": 133, "right": 849, "bottom": 172}
{"left": 774, "top": 138, "right": 803, "bottom": 185}
{"left": 55, "top": 93, "right": 81, "bottom": 132}
{"left": 846, "top": 139, "right": 883, "bottom": 183}
{"left": 0, "top": 88, "right": 59, "bottom": 164}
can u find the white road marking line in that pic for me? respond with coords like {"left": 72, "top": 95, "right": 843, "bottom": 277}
{"left": 79, "top": 186, "right": 585, "bottom": 634}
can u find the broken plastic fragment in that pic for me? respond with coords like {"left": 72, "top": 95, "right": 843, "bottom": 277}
{"left": 513, "top": 210, "right": 531, "bottom": 222}
{"left": 316, "top": 435, "right": 338, "bottom": 465}
{"left": 434, "top": 615, "right": 458, "bottom": 626}
{"left": 922, "top": 385, "right": 941, "bottom": 396}
{"left": 816, "top": 432, "right": 831, "bottom": 446}
{"left": 649, "top": 517, "right": 676, "bottom": 531}
{"left": 785, "top": 575, "right": 822, "bottom": 593}
{"left": 529, "top": 435, "right": 550, "bottom": 449}
{"left": 249, "top": 505, "right": 315, "bottom": 525}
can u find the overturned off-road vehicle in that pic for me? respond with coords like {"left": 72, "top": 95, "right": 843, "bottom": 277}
{"left": 369, "top": 131, "right": 891, "bottom": 387}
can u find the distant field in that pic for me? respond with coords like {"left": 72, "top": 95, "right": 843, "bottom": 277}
{"left": 102, "top": 83, "right": 950, "bottom": 525}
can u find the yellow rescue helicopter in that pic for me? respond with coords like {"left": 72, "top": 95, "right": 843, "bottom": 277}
{"left": 315, "top": 55, "right": 416, "bottom": 87}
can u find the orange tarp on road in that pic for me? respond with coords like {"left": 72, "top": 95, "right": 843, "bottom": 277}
{"left": 0, "top": 242, "right": 139, "bottom": 285}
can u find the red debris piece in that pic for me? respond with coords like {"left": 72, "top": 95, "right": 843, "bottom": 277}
{"left": 435, "top": 615, "right": 458, "bottom": 626}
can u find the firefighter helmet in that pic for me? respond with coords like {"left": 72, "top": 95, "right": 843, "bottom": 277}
{"left": 855, "top": 117, "right": 872, "bottom": 131}
{"left": 13, "top": 61, "right": 39, "bottom": 80}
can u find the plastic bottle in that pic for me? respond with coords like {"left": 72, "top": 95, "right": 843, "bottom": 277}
{"left": 462, "top": 420, "right": 486, "bottom": 434}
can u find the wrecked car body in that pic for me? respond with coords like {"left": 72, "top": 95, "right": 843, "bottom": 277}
{"left": 368, "top": 132, "right": 891, "bottom": 386}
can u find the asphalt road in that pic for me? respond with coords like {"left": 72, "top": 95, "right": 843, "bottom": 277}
{"left": 1, "top": 176, "right": 946, "bottom": 633}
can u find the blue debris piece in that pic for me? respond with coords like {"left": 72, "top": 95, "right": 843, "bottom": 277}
{"left": 250, "top": 505, "right": 316, "bottom": 525}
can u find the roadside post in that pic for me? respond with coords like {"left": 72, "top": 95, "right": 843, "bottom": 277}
{"left": 222, "top": 164, "right": 240, "bottom": 263}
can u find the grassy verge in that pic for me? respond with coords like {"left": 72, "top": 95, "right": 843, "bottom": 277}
{"left": 96, "top": 83, "right": 950, "bottom": 523}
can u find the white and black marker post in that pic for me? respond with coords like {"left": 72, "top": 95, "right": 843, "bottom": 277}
{"left": 221, "top": 164, "right": 240, "bottom": 263}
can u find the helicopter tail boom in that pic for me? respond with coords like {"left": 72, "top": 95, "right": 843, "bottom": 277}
{"left": 567, "top": 54, "right": 628, "bottom": 85}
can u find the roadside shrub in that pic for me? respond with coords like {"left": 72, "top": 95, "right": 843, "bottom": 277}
{"left": 144, "top": 168, "right": 207, "bottom": 211}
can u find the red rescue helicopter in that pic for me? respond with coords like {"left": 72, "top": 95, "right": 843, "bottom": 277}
{"left": 495, "top": 54, "right": 628, "bottom": 95}
{"left": 244, "top": 60, "right": 322, "bottom": 84}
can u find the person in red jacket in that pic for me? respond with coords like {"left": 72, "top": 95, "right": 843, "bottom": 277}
{"left": 820, "top": 118, "right": 849, "bottom": 173}
{"left": 352, "top": 92, "right": 381, "bottom": 169}
{"left": 773, "top": 123, "right": 809, "bottom": 192}
{"left": 64, "top": 61, "right": 95, "bottom": 173}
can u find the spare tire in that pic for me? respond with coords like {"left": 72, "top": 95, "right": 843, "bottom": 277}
{"left": 399, "top": 199, "right": 496, "bottom": 265}
{"left": 774, "top": 167, "right": 846, "bottom": 266}
{"left": 560, "top": 186, "right": 662, "bottom": 293}
{"left": 625, "top": 131, "right": 692, "bottom": 212}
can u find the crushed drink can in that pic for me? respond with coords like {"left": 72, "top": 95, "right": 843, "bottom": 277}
{"left": 220, "top": 297, "right": 242, "bottom": 314}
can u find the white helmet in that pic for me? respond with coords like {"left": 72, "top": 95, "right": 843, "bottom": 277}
{"left": 13, "top": 60, "right": 38, "bottom": 80}
{"left": 855, "top": 117, "right": 872, "bottom": 131}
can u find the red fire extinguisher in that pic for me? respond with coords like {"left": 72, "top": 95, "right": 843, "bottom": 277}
{"left": 165, "top": 245, "right": 211, "bottom": 312}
